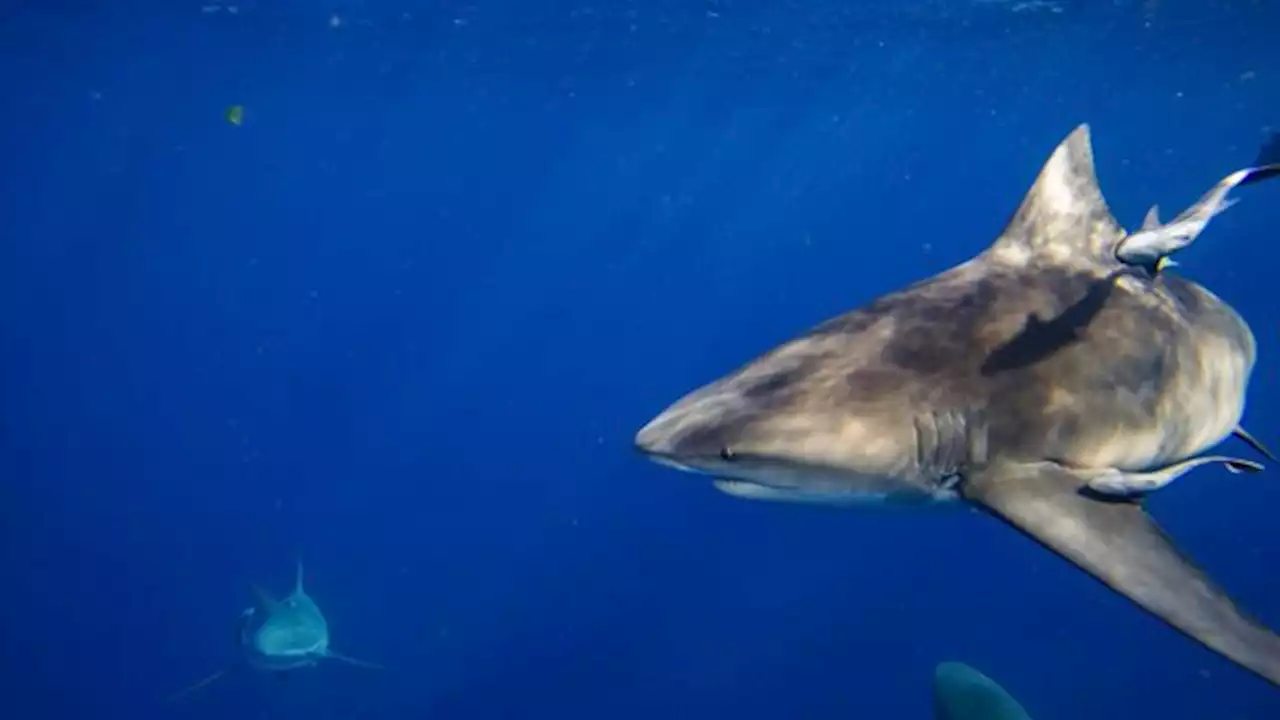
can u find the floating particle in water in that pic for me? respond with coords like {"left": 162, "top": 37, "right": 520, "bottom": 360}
{"left": 226, "top": 104, "right": 245, "bottom": 126}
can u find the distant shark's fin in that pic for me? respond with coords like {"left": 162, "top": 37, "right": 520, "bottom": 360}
{"left": 1083, "top": 455, "right": 1263, "bottom": 498}
{"left": 1234, "top": 425, "right": 1278, "bottom": 462}
{"left": 166, "top": 668, "right": 229, "bottom": 702}
{"left": 987, "top": 124, "right": 1124, "bottom": 266}
{"left": 1115, "top": 164, "right": 1280, "bottom": 268}
{"left": 1141, "top": 204, "right": 1161, "bottom": 230}
{"left": 326, "top": 649, "right": 384, "bottom": 669}
{"left": 932, "top": 661, "right": 1033, "bottom": 720}
{"left": 963, "top": 461, "right": 1280, "bottom": 688}
{"left": 251, "top": 583, "right": 281, "bottom": 612}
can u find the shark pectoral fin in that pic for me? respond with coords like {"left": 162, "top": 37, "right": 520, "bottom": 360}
{"left": 1234, "top": 425, "right": 1279, "bottom": 463}
{"left": 963, "top": 461, "right": 1280, "bottom": 688}
{"left": 1084, "top": 455, "right": 1264, "bottom": 498}
{"left": 326, "top": 650, "right": 384, "bottom": 669}
{"left": 166, "top": 668, "right": 229, "bottom": 702}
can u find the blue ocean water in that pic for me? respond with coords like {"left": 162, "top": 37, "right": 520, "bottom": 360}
{"left": 2, "top": 0, "right": 1279, "bottom": 717}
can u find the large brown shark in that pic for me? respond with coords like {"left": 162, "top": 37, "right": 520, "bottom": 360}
{"left": 634, "top": 125, "right": 1280, "bottom": 686}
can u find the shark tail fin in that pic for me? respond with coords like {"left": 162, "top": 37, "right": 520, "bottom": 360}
{"left": 987, "top": 123, "right": 1124, "bottom": 266}
{"left": 327, "top": 649, "right": 384, "bottom": 670}
{"left": 166, "top": 668, "right": 229, "bottom": 702}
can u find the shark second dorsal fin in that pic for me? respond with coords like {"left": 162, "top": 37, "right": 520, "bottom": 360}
{"left": 987, "top": 124, "right": 1124, "bottom": 267}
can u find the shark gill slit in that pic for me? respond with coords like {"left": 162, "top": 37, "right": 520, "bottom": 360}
{"left": 913, "top": 409, "right": 966, "bottom": 483}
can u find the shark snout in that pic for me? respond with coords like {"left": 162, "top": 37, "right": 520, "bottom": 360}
{"left": 634, "top": 412, "right": 682, "bottom": 459}
{"left": 634, "top": 393, "right": 754, "bottom": 471}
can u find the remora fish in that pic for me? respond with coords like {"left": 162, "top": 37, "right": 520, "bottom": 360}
{"left": 634, "top": 124, "right": 1280, "bottom": 686}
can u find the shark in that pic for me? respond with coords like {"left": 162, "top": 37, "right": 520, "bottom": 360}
{"left": 634, "top": 124, "right": 1280, "bottom": 686}
{"left": 169, "top": 562, "right": 380, "bottom": 701}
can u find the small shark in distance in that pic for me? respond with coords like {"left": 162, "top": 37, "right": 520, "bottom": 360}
{"left": 168, "top": 562, "right": 381, "bottom": 701}
{"left": 635, "top": 125, "right": 1280, "bottom": 686}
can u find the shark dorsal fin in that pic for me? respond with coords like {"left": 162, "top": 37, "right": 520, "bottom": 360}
{"left": 295, "top": 561, "right": 305, "bottom": 595}
{"left": 252, "top": 583, "right": 280, "bottom": 612}
{"left": 1141, "top": 204, "right": 1161, "bottom": 230}
{"left": 987, "top": 124, "right": 1124, "bottom": 267}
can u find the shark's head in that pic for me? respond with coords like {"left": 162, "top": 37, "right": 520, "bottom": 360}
{"left": 252, "top": 598, "right": 330, "bottom": 659}
{"left": 634, "top": 337, "right": 961, "bottom": 506}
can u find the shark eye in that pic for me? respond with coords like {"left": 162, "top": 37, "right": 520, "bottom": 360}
{"left": 719, "top": 446, "right": 736, "bottom": 461}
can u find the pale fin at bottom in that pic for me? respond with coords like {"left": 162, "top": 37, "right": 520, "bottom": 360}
{"left": 932, "top": 661, "right": 1033, "bottom": 720}
{"left": 962, "top": 461, "right": 1280, "bottom": 688}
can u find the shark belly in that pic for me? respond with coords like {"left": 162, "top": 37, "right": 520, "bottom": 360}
{"left": 993, "top": 273, "right": 1255, "bottom": 474}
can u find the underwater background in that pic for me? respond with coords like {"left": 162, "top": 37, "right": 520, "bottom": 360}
{"left": 2, "top": 0, "right": 1279, "bottom": 718}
